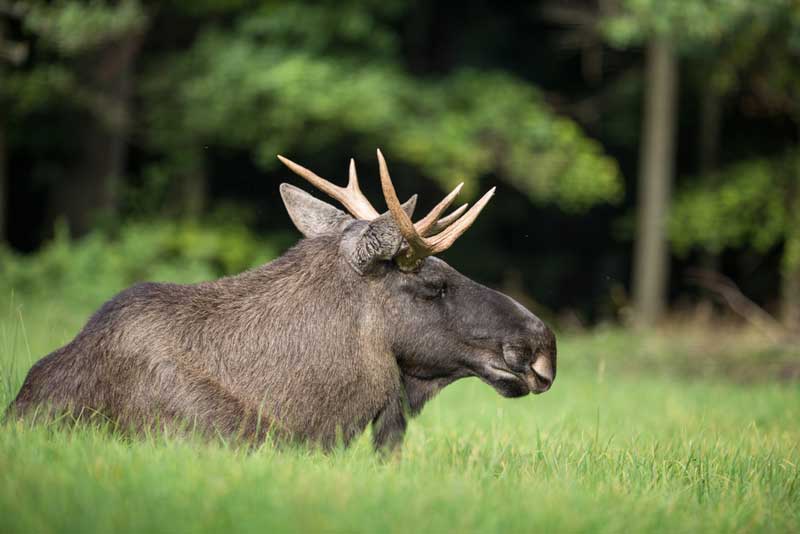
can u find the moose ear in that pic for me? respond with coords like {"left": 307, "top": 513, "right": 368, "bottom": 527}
{"left": 280, "top": 183, "right": 354, "bottom": 237}
{"left": 343, "top": 195, "right": 417, "bottom": 274}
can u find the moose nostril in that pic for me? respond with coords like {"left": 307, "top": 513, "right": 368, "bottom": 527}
{"left": 531, "top": 369, "right": 552, "bottom": 389}
{"left": 530, "top": 354, "right": 554, "bottom": 391}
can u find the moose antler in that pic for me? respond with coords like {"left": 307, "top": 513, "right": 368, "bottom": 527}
{"left": 278, "top": 151, "right": 494, "bottom": 270}
{"left": 277, "top": 155, "right": 380, "bottom": 220}
{"left": 377, "top": 149, "right": 495, "bottom": 270}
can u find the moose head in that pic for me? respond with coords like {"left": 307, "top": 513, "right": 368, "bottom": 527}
{"left": 278, "top": 150, "right": 556, "bottom": 410}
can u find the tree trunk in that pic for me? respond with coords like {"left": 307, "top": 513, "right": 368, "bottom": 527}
{"left": 50, "top": 30, "right": 144, "bottom": 237}
{"left": 698, "top": 87, "right": 721, "bottom": 174}
{"left": 0, "top": 120, "right": 6, "bottom": 245}
{"left": 632, "top": 37, "right": 678, "bottom": 327}
{"left": 0, "top": 19, "right": 6, "bottom": 244}
{"left": 696, "top": 83, "right": 723, "bottom": 273}
{"left": 782, "top": 258, "right": 800, "bottom": 333}
{"left": 175, "top": 165, "right": 208, "bottom": 218}
{"left": 781, "top": 162, "right": 800, "bottom": 333}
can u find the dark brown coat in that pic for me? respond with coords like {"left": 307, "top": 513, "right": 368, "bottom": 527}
{"left": 9, "top": 160, "right": 556, "bottom": 452}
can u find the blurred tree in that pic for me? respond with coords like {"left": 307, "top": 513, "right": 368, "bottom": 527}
{"left": 670, "top": 153, "right": 799, "bottom": 327}
{"left": 5, "top": 0, "right": 798, "bottom": 323}
{"left": 631, "top": 36, "right": 677, "bottom": 326}
{"left": 0, "top": 17, "right": 12, "bottom": 243}
{"left": 686, "top": 7, "right": 788, "bottom": 277}
{"left": 602, "top": 0, "right": 795, "bottom": 325}
{"left": 669, "top": 8, "right": 800, "bottom": 331}
{"left": 142, "top": 1, "right": 622, "bottom": 215}
{"left": 0, "top": 7, "right": 28, "bottom": 243}
{"left": 1, "top": 0, "right": 147, "bottom": 237}
{"left": 0, "top": 111, "right": 4, "bottom": 244}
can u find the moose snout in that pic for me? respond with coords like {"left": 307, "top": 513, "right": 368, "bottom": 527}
{"left": 500, "top": 325, "right": 556, "bottom": 394}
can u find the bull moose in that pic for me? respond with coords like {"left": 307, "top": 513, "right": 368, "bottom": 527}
{"left": 8, "top": 150, "right": 556, "bottom": 452}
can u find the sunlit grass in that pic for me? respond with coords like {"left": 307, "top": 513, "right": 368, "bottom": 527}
{"left": 1, "top": 292, "right": 799, "bottom": 533}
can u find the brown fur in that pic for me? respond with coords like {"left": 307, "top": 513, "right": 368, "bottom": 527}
{"left": 8, "top": 186, "right": 556, "bottom": 452}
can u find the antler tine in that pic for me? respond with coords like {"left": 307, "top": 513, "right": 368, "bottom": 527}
{"left": 414, "top": 182, "right": 464, "bottom": 235}
{"left": 426, "top": 187, "right": 495, "bottom": 254}
{"left": 278, "top": 155, "right": 380, "bottom": 220}
{"left": 377, "top": 149, "right": 428, "bottom": 252}
{"left": 378, "top": 148, "right": 494, "bottom": 269}
{"left": 348, "top": 158, "right": 361, "bottom": 194}
{"left": 422, "top": 203, "right": 469, "bottom": 237}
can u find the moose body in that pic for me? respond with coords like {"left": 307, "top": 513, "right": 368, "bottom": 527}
{"left": 9, "top": 151, "right": 556, "bottom": 452}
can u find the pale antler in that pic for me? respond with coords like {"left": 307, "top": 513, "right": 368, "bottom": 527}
{"left": 413, "top": 182, "right": 464, "bottom": 235}
{"left": 278, "top": 155, "right": 380, "bottom": 220}
{"left": 278, "top": 155, "right": 469, "bottom": 231}
{"left": 421, "top": 203, "right": 469, "bottom": 237}
{"left": 377, "top": 149, "right": 495, "bottom": 270}
{"left": 279, "top": 151, "right": 491, "bottom": 270}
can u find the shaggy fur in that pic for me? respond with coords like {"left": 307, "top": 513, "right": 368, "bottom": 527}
{"left": 8, "top": 185, "right": 556, "bottom": 452}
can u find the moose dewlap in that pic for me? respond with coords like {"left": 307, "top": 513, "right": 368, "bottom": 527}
{"left": 8, "top": 150, "right": 556, "bottom": 452}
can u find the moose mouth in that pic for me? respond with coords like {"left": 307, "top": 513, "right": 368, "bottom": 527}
{"left": 477, "top": 348, "right": 554, "bottom": 397}
{"left": 488, "top": 365, "right": 523, "bottom": 382}
{"left": 481, "top": 364, "right": 536, "bottom": 398}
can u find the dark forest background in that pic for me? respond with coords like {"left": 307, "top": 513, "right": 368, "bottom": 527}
{"left": 1, "top": 0, "right": 798, "bottom": 333}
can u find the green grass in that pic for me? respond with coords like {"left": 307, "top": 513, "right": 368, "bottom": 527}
{"left": 1, "top": 293, "right": 799, "bottom": 533}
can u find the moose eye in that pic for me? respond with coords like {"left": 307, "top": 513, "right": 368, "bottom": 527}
{"left": 417, "top": 282, "right": 446, "bottom": 300}
{"left": 435, "top": 284, "right": 447, "bottom": 299}
{"left": 409, "top": 276, "right": 447, "bottom": 301}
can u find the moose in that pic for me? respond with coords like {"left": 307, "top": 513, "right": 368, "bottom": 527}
{"left": 8, "top": 150, "right": 556, "bottom": 452}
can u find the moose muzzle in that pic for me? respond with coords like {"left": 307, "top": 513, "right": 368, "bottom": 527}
{"left": 500, "top": 324, "right": 557, "bottom": 395}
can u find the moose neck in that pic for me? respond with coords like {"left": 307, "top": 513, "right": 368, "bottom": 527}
{"left": 237, "top": 235, "right": 369, "bottom": 347}
{"left": 210, "top": 235, "right": 399, "bottom": 405}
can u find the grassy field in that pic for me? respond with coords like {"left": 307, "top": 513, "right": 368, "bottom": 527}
{"left": 1, "top": 293, "right": 799, "bottom": 533}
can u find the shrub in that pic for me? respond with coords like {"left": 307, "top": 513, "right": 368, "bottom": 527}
{"left": 1, "top": 220, "right": 286, "bottom": 308}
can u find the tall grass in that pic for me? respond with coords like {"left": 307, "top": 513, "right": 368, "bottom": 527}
{"left": 1, "top": 290, "right": 799, "bottom": 533}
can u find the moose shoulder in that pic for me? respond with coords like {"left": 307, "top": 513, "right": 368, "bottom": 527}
{"left": 8, "top": 150, "right": 556, "bottom": 452}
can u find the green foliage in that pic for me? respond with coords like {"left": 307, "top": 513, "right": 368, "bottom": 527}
{"left": 603, "top": 0, "right": 794, "bottom": 49}
{"left": 0, "top": 64, "right": 76, "bottom": 117}
{"left": 144, "top": 4, "right": 622, "bottom": 210}
{"left": 1, "top": 0, "right": 147, "bottom": 121}
{"left": 391, "top": 71, "right": 623, "bottom": 209}
{"left": 601, "top": 0, "right": 800, "bottom": 112}
{"left": 669, "top": 158, "right": 790, "bottom": 255}
{"left": 24, "top": 0, "right": 146, "bottom": 54}
{"left": 601, "top": 0, "right": 800, "bottom": 281}
{"left": 0, "top": 221, "right": 281, "bottom": 307}
{"left": 238, "top": 1, "right": 404, "bottom": 58}
{"left": 670, "top": 151, "right": 800, "bottom": 277}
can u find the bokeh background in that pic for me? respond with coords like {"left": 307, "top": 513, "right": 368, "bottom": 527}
{"left": 1, "top": 3, "right": 800, "bottom": 533}
{"left": 2, "top": 0, "right": 800, "bottom": 337}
